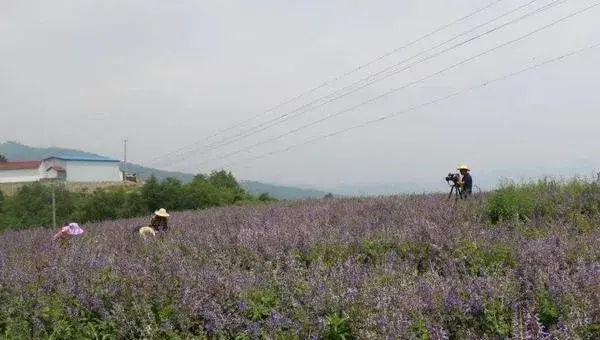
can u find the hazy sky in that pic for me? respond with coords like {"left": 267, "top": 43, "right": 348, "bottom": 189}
{"left": 1, "top": 0, "right": 599, "bottom": 188}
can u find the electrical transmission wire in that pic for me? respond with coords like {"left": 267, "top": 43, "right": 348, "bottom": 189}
{"left": 169, "top": 0, "right": 579, "bottom": 169}
{"left": 150, "top": 0, "right": 563, "bottom": 168}
{"left": 213, "top": 40, "right": 600, "bottom": 170}
{"left": 194, "top": 0, "right": 551, "bottom": 150}
{"left": 140, "top": 0, "right": 508, "bottom": 167}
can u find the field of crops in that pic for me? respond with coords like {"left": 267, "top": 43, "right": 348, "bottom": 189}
{"left": 2, "top": 181, "right": 600, "bottom": 339}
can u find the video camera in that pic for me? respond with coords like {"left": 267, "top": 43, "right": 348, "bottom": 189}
{"left": 445, "top": 172, "right": 463, "bottom": 199}
{"left": 445, "top": 172, "right": 460, "bottom": 184}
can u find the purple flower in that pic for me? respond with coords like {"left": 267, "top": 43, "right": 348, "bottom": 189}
{"left": 376, "top": 315, "right": 389, "bottom": 327}
{"left": 346, "top": 287, "right": 358, "bottom": 301}
{"left": 237, "top": 300, "right": 248, "bottom": 312}
{"left": 247, "top": 321, "right": 261, "bottom": 335}
{"left": 0, "top": 188, "right": 599, "bottom": 338}
{"left": 266, "top": 310, "right": 286, "bottom": 328}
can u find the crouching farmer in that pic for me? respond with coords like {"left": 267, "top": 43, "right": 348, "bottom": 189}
{"left": 134, "top": 208, "right": 170, "bottom": 239}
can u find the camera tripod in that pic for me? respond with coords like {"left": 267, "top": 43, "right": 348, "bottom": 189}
{"left": 448, "top": 183, "right": 463, "bottom": 199}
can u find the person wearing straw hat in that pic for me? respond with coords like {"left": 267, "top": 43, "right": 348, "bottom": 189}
{"left": 456, "top": 164, "right": 473, "bottom": 198}
{"left": 149, "top": 208, "right": 170, "bottom": 232}
{"left": 132, "top": 208, "right": 170, "bottom": 238}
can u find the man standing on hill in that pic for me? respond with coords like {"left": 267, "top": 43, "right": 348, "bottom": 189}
{"left": 456, "top": 164, "right": 473, "bottom": 199}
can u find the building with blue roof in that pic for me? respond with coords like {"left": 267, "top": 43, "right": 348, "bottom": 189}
{"left": 42, "top": 155, "right": 122, "bottom": 182}
{"left": 43, "top": 155, "right": 120, "bottom": 162}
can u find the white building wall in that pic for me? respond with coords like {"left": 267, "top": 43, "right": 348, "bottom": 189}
{"left": 0, "top": 169, "right": 41, "bottom": 183}
{"left": 63, "top": 161, "right": 122, "bottom": 182}
{"left": 39, "top": 159, "right": 66, "bottom": 179}
{"left": 44, "top": 168, "right": 59, "bottom": 179}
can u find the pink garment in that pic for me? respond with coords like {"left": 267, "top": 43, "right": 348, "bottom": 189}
{"left": 53, "top": 222, "right": 84, "bottom": 240}
{"left": 62, "top": 223, "right": 84, "bottom": 235}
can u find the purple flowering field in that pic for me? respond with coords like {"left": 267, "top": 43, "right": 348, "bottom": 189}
{"left": 1, "top": 187, "right": 600, "bottom": 339}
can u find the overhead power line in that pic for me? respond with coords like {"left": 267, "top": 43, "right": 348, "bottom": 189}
{"left": 170, "top": 0, "right": 576, "bottom": 169}
{"left": 140, "top": 0, "right": 508, "bottom": 167}
{"left": 194, "top": 0, "right": 550, "bottom": 150}
{"left": 151, "top": 0, "right": 562, "bottom": 168}
{"left": 215, "top": 41, "right": 600, "bottom": 170}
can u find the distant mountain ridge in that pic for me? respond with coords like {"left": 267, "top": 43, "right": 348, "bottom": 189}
{"left": 240, "top": 181, "right": 331, "bottom": 200}
{"left": 0, "top": 141, "right": 330, "bottom": 200}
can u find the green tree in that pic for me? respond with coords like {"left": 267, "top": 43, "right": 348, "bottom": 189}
{"left": 72, "top": 188, "right": 146, "bottom": 223}
{"left": 0, "top": 169, "right": 266, "bottom": 230}
{"left": 141, "top": 175, "right": 162, "bottom": 212}
{"left": 73, "top": 189, "right": 118, "bottom": 222}
{"left": 258, "top": 193, "right": 272, "bottom": 202}
{"left": 0, "top": 182, "right": 75, "bottom": 229}
{"left": 0, "top": 153, "right": 6, "bottom": 162}
{"left": 159, "top": 177, "right": 185, "bottom": 211}
{"left": 208, "top": 170, "right": 248, "bottom": 204}
{"left": 182, "top": 175, "right": 222, "bottom": 209}
{"left": 208, "top": 170, "right": 241, "bottom": 190}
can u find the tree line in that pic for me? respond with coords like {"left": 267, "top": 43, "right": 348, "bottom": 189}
{"left": 0, "top": 170, "right": 275, "bottom": 230}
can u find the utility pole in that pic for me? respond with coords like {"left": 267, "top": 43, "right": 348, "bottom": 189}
{"left": 45, "top": 167, "right": 57, "bottom": 228}
{"left": 123, "top": 139, "right": 128, "bottom": 181}
{"left": 51, "top": 181, "right": 56, "bottom": 228}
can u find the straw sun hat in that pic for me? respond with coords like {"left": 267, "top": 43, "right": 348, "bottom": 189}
{"left": 457, "top": 164, "right": 471, "bottom": 171}
{"left": 154, "top": 208, "right": 170, "bottom": 217}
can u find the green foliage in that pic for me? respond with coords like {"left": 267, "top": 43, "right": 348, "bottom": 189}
{"left": 140, "top": 175, "right": 163, "bottom": 212}
{"left": 0, "top": 182, "right": 75, "bottom": 228}
{"left": 536, "top": 291, "right": 559, "bottom": 328}
{"left": 485, "top": 181, "right": 536, "bottom": 224}
{"left": 241, "top": 288, "right": 279, "bottom": 321}
{"left": 583, "top": 322, "right": 600, "bottom": 338}
{"left": 481, "top": 298, "right": 512, "bottom": 337}
{"left": 306, "top": 243, "right": 353, "bottom": 268}
{"left": 208, "top": 170, "right": 249, "bottom": 204}
{"left": 293, "top": 238, "right": 432, "bottom": 274}
{"left": 0, "top": 153, "right": 6, "bottom": 162}
{"left": 72, "top": 188, "right": 145, "bottom": 222}
{"left": 208, "top": 170, "right": 239, "bottom": 190}
{"left": 274, "top": 330, "right": 300, "bottom": 340}
{"left": 322, "top": 312, "right": 354, "bottom": 340}
{"left": 454, "top": 241, "right": 516, "bottom": 276}
{"left": 258, "top": 193, "right": 275, "bottom": 202}
{"left": 0, "top": 171, "right": 275, "bottom": 230}
{"left": 357, "top": 236, "right": 398, "bottom": 265}
{"left": 409, "top": 315, "right": 430, "bottom": 340}
{"left": 485, "top": 177, "right": 600, "bottom": 225}
{"left": 0, "top": 292, "right": 117, "bottom": 340}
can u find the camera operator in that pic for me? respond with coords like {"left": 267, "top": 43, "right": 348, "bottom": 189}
{"left": 456, "top": 164, "right": 472, "bottom": 198}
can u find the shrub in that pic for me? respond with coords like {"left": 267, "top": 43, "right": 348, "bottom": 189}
{"left": 485, "top": 177, "right": 600, "bottom": 225}
{"left": 485, "top": 180, "right": 536, "bottom": 224}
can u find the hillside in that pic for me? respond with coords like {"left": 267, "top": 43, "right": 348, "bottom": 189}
{"left": 2, "top": 178, "right": 600, "bottom": 338}
{"left": 240, "top": 180, "right": 330, "bottom": 200}
{"left": 0, "top": 141, "right": 329, "bottom": 200}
